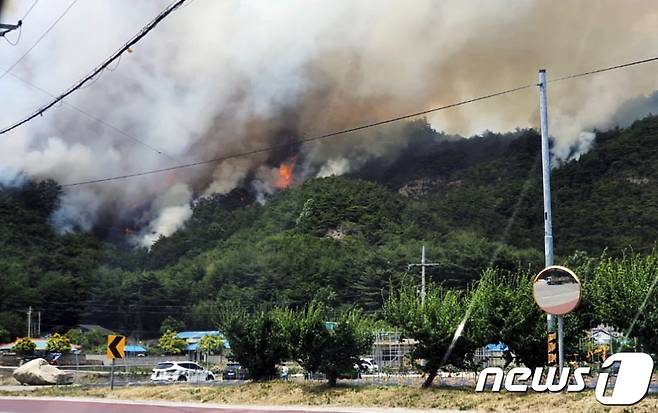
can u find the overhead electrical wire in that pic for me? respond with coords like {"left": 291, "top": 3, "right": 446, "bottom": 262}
{"left": 60, "top": 83, "right": 537, "bottom": 187}
{"left": 58, "top": 52, "right": 658, "bottom": 188}
{"left": 2, "top": 67, "right": 178, "bottom": 160}
{"left": 1, "top": 24, "right": 21, "bottom": 45}
{"left": 548, "top": 55, "right": 658, "bottom": 83}
{"left": 1, "top": 0, "right": 41, "bottom": 45}
{"left": 0, "top": 0, "right": 78, "bottom": 80}
{"left": 0, "top": 2, "right": 656, "bottom": 188}
{"left": 21, "top": 0, "right": 42, "bottom": 21}
{"left": 0, "top": 0, "right": 189, "bottom": 136}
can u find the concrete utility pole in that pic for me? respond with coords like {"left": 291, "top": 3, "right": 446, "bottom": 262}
{"left": 538, "top": 69, "right": 563, "bottom": 372}
{"left": 408, "top": 245, "right": 440, "bottom": 305}
{"left": 27, "top": 306, "right": 32, "bottom": 338}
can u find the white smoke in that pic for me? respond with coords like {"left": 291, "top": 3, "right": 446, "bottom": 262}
{"left": 317, "top": 158, "right": 351, "bottom": 178}
{"left": 1, "top": 0, "right": 657, "bottom": 243}
{"left": 139, "top": 205, "right": 192, "bottom": 247}
{"left": 203, "top": 158, "right": 252, "bottom": 197}
{"left": 569, "top": 132, "right": 596, "bottom": 161}
{"left": 138, "top": 183, "right": 192, "bottom": 247}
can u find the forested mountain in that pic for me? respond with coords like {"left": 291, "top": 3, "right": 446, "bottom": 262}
{"left": 1, "top": 115, "right": 657, "bottom": 339}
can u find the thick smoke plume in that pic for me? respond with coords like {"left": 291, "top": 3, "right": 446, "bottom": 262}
{"left": 1, "top": 0, "right": 657, "bottom": 244}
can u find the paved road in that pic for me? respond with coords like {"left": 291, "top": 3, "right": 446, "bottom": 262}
{"left": 0, "top": 397, "right": 457, "bottom": 413}
{"left": 534, "top": 281, "right": 580, "bottom": 314}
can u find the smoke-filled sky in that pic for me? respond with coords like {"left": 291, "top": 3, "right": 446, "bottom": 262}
{"left": 1, "top": 0, "right": 658, "bottom": 245}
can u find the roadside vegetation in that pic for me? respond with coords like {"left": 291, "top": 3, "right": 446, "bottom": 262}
{"left": 1, "top": 382, "right": 658, "bottom": 412}
{"left": 140, "top": 250, "right": 651, "bottom": 387}
{"left": 8, "top": 251, "right": 655, "bottom": 390}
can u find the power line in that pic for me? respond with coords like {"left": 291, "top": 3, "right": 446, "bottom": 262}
{"left": 548, "top": 56, "right": 658, "bottom": 83}
{"left": 2, "top": 67, "right": 178, "bottom": 160}
{"left": 1, "top": 0, "right": 41, "bottom": 46}
{"left": 0, "top": 0, "right": 78, "bottom": 81}
{"left": 61, "top": 84, "right": 537, "bottom": 187}
{"left": 59, "top": 54, "right": 658, "bottom": 188}
{"left": 0, "top": 0, "right": 189, "bottom": 136}
{"left": 21, "top": 0, "right": 42, "bottom": 21}
{"left": 1, "top": 23, "right": 21, "bottom": 45}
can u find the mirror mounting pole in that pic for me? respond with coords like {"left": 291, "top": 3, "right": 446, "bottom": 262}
{"left": 539, "top": 69, "right": 562, "bottom": 371}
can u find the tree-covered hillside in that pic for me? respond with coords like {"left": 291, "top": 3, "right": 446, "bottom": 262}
{"left": 1, "top": 116, "right": 657, "bottom": 339}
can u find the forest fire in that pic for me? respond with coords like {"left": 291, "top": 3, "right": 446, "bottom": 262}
{"left": 274, "top": 156, "right": 298, "bottom": 189}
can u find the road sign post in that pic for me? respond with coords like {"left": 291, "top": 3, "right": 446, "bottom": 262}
{"left": 110, "top": 358, "right": 115, "bottom": 390}
{"left": 107, "top": 335, "right": 126, "bottom": 390}
{"left": 547, "top": 331, "right": 557, "bottom": 366}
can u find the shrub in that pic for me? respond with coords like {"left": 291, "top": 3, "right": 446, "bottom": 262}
{"left": 281, "top": 302, "right": 373, "bottom": 386}
{"left": 12, "top": 337, "right": 36, "bottom": 355}
{"left": 46, "top": 333, "right": 72, "bottom": 353}
{"left": 384, "top": 282, "right": 478, "bottom": 388}
{"left": 157, "top": 330, "right": 187, "bottom": 355}
{"left": 198, "top": 334, "right": 224, "bottom": 355}
{"left": 218, "top": 307, "right": 288, "bottom": 381}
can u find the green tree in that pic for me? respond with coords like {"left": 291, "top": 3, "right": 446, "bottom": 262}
{"left": 198, "top": 334, "right": 224, "bottom": 355}
{"left": 281, "top": 302, "right": 373, "bottom": 386}
{"left": 0, "top": 328, "right": 11, "bottom": 343}
{"left": 469, "top": 268, "right": 548, "bottom": 368}
{"left": 66, "top": 328, "right": 105, "bottom": 352}
{"left": 157, "top": 330, "right": 187, "bottom": 355}
{"left": 586, "top": 251, "right": 658, "bottom": 353}
{"left": 470, "top": 264, "right": 590, "bottom": 369}
{"left": 384, "top": 283, "right": 478, "bottom": 388}
{"left": 160, "top": 316, "right": 185, "bottom": 335}
{"left": 218, "top": 307, "right": 288, "bottom": 381}
{"left": 0, "top": 313, "right": 24, "bottom": 342}
{"left": 12, "top": 337, "right": 36, "bottom": 355}
{"left": 46, "top": 332, "right": 72, "bottom": 353}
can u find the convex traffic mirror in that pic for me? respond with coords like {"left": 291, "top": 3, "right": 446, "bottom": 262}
{"left": 533, "top": 265, "right": 581, "bottom": 315}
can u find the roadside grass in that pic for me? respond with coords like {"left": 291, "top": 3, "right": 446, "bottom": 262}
{"left": 1, "top": 381, "right": 657, "bottom": 412}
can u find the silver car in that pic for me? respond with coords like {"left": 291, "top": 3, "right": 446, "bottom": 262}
{"left": 150, "top": 361, "right": 215, "bottom": 383}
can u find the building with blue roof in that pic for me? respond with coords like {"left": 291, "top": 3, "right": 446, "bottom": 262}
{"left": 124, "top": 344, "right": 147, "bottom": 356}
{"left": 175, "top": 331, "right": 229, "bottom": 361}
{"left": 474, "top": 342, "right": 511, "bottom": 367}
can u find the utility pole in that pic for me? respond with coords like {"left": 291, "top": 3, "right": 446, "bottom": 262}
{"left": 538, "top": 69, "right": 563, "bottom": 372}
{"left": 27, "top": 306, "right": 32, "bottom": 338}
{"left": 421, "top": 245, "right": 426, "bottom": 304}
{"left": 408, "top": 245, "right": 440, "bottom": 305}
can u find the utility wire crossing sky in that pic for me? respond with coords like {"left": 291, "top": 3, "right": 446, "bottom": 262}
{"left": 56, "top": 54, "right": 658, "bottom": 187}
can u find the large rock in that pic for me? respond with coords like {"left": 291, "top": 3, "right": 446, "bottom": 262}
{"left": 12, "top": 358, "right": 74, "bottom": 385}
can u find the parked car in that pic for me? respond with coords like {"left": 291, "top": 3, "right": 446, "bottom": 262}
{"left": 355, "top": 358, "right": 379, "bottom": 374}
{"left": 150, "top": 361, "right": 215, "bottom": 383}
{"left": 222, "top": 362, "right": 247, "bottom": 380}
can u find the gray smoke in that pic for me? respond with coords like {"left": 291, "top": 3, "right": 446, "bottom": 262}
{"left": 1, "top": 0, "right": 658, "bottom": 245}
{"left": 609, "top": 91, "right": 658, "bottom": 129}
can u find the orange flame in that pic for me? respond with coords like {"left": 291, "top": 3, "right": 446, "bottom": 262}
{"left": 275, "top": 156, "right": 297, "bottom": 189}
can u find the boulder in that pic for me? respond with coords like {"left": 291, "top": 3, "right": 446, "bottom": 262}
{"left": 12, "top": 358, "right": 74, "bottom": 385}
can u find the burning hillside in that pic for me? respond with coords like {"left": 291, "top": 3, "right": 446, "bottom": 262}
{"left": 1, "top": 1, "right": 658, "bottom": 246}
{"left": 275, "top": 157, "right": 298, "bottom": 190}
